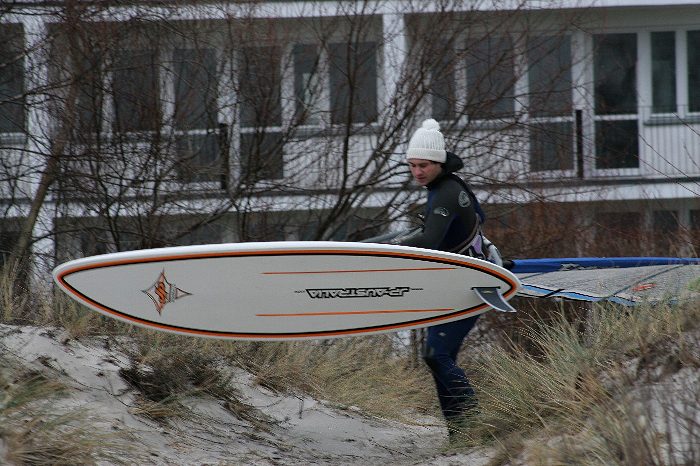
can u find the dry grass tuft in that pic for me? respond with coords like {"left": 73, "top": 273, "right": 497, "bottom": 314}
{"left": 450, "top": 299, "right": 700, "bottom": 463}
{"left": 116, "top": 330, "right": 276, "bottom": 430}
{"left": 0, "top": 354, "right": 132, "bottom": 464}
{"left": 227, "top": 334, "right": 436, "bottom": 421}
{"left": 110, "top": 329, "right": 436, "bottom": 427}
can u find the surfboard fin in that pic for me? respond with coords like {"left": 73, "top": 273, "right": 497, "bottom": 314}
{"left": 473, "top": 287, "right": 517, "bottom": 313}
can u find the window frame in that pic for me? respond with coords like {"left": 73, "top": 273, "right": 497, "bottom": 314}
{"left": 592, "top": 32, "right": 641, "bottom": 174}
{"left": 526, "top": 34, "right": 576, "bottom": 176}
{"left": 0, "top": 23, "right": 26, "bottom": 137}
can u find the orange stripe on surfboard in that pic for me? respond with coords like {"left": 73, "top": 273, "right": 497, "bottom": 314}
{"left": 257, "top": 308, "right": 454, "bottom": 317}
{"left": 262, "top": 267, "right": 456, "bottom": 275}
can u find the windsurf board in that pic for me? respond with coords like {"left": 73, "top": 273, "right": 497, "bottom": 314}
{"left": 53, "top": 241, "right": 521, "bottom": 340}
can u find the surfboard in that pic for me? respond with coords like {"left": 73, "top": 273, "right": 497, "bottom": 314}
{"left": 53, "top": 241, "right": 521, "bottom": 340}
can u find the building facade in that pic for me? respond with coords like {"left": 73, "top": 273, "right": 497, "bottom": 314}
{"left": 1, "top": 0, "right": 699, "bottom": 277}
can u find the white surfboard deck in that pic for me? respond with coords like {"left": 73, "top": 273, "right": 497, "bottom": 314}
{"left": 53, "top": 241, "right": 521, "bottom": 340}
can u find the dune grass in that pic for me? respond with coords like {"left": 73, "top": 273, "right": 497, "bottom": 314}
{"left": 0, "top": 352, "right": 133, "bottom": 465}
{"left": 225, "top": 335, "right": 436, "bottom": 420}
{"left": 2, "top": 266, "right": 699, "bottom": 463}
{"left": 454, "top": 299, "right": 700, "bottom": 464}
{"left": 2, "top": 268, "right": 438, "bottom": 427}
{"left": 113, "top": 328, "right": 437, "bottom": 424}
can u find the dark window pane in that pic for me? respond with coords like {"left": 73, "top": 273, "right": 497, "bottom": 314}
{"left": 691, "top": 209, "right": 700, "bottom": 230}
{"left": 0, "top": 229, "right": 19, "bottom": 268}
{"left": 244, "top": 216, "right": 286, "bottom": 241}
{"left": 293, "top": 44, "right": 321, "bottom": 125}
{"left": 178, "top": 223, "right": 223, "bottom": 246}
{"left": 651, "top": 32, "right": 676, "bottom": 113}
{"left": 593, "top": 211, "right": 642, "bottom": 256}
{"left": 174, "top": 48, "right": 217, "bottom": 130}
{"left": 176, "top": 133, "right": 221, "bottom": 182}
{"left": 431, "top": 44, "right": 455, "bottom": 121}
{"left": 113, "top": 50, "right": 160, "bottom": 132}
{"left": 79, "top": 227, "right": 110, "bottom": 256}
{"left": 652, "top": 210, "right": 679, "bottom": 256}
{"left": 595, "top": 119, "right": 639, "bottom": 169}
{"left": 653, "top": 209, "right": 679, "bottom": 232}
{"left": 688, "top": 31, "right": 700, "bottom": 112}
{"left": 530, "top": 122, "right": 573, "bottom": 171}
{"left": 0, "top": 24, "right": 25, "bottom": 133}
{"left": 329, "top": 42, "right": 378, "bottom": 124}
{"left": 467, "top": 36, "right": 515, "bottom": 118}
{"left": 240, "top": 131, "right": 283, "bottom": 181}
{"left": 75, "top": 51, "right": 104, "bottom": 134}
{"left": 691, "top": 209, "right": 700, "bottom": 253}
{"left": 239, "top": 47, "right": 281, "bottom": 128}
{"left": 594, "top": 34, "right": 637, "bottom": 115}
{"left": 528, "top": 35, "right": 572, "bottom": 117}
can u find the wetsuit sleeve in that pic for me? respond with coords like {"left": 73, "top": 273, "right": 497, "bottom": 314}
{"left": 397, "top": 180, "right": 466, "bottom": 250}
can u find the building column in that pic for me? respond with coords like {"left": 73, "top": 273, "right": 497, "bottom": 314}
{"left": 380, "top": 12, "right": 407, "bottom": 113}
{"left": 571, "top": 29, "right": 594, "bottom": 179}
{"left": 22, "top": 15, "right": 57, "bottom": 280}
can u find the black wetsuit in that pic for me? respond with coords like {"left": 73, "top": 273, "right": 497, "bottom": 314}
{"left": 399, "top": 151, "right": 482, "bottom": 424}
{"left": 398, "top": 152, "right": 482, "bottom": 256}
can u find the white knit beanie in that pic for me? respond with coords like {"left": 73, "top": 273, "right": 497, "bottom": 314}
{"left": 406, "top": 118, "right": 446, "bottom": 163}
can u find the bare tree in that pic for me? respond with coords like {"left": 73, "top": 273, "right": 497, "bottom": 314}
{"left": 4, "top": 0, "right": 669, "bottom": 279}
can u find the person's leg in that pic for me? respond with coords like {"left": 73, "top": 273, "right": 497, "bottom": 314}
{"left": 422, "top": 315, "right": 480, "bottom": 420}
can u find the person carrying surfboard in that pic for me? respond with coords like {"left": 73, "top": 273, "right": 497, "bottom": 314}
{"left": 395, "top": 118, "right": 498, "bottom": 439}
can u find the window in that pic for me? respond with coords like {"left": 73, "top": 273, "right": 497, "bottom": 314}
{"left": 467, "top": 36, "right": 515, "bottom": 119}
{"left": 173, "top": 48, "right": 222, "bottom": 183}
{"left": 595, "top": 120, "right": 639, "bottom": 169}
{"left": 593, "top": 34, "right": 639, "bottom": 170}
{"left": 239, "top": 46, "right": 282, "bottom": 128}
{"left": 0, "top": 229, "right": 19, "bottom": 268}
{"left": 691, "top": 209, "right": 700, "bottom": 230}
{"left": 594, "top": 34, "right": 637, "bottom": 115}
{"left": 688, "top": 31, "right": 700, "bottom": 112}
{"left": 293, "top": 44, "right": 322, "bottom": 125}
{"left": 329, "top": 42, "right": 378, "bottom": 124}
{"left": 691, "top": 209, "right": 700, "bottom": 252}
{"left": 241, "top": 213, "right": 286, "bottom": 241}
{"left": 645, "top": 29, "right": 700, "bottom": 116}
{"left": 527, "top": 35, "right": 574, "bottom": 172}
{"left": 529, "top": 122, "right": 574, "bottom": 171}
{"left": 178, "top": 222, "right": 223, "bottom": 246}
{"left": 593, "top": 211, "right": 642, "bottom": 256}
{"left": 175, "top": 134, "right": 222, "bottom": 183}
{"left": 430, "top": 44, "right": 456, "bottom": 121}
{"left": 75, "top": 51, "right": 104, "bottom": 134}
{"left": 238, "top": 47, "right": 283, "bottom": 182}
{"left": 79, "top": 227, "right": 111, "bottom": 256}
{"left": 113, "top": 49, "right": 160, "bottom": 132}
{"left": 0, "top": 24, "right": 25, "bottom": 133}
{"left": 174, "top": 48, "right": 217, "bottom": 131}
{"left": 528, "top": 35, "right": 572, "bottom": 117}
{"left": 240, "top": 131, "right": 283, "bottom": 182}
{"left": 652, "top": 210, "right": 679, "bottom": 255}
{"left": 651, "top": 32, "right": 676, "bottom": 114}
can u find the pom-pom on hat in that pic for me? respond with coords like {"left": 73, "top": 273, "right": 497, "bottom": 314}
{"left": 406, "top": 118, "right": 446, "bottom": 163}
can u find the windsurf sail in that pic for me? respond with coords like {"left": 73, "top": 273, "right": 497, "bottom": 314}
{"left": 511, "top": 257, "right": 700, "bottom": 305}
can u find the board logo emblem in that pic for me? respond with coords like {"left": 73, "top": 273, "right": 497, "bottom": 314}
{"left": 143, "top": 270, "right": 191, "bottom": 315}
{"left": 458, "top": 191, "right": 471, "bottom": 207}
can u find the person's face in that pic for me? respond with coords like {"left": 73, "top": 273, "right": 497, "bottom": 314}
{"left": 408, "top": 159, "right": 442, "bottom": 186}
